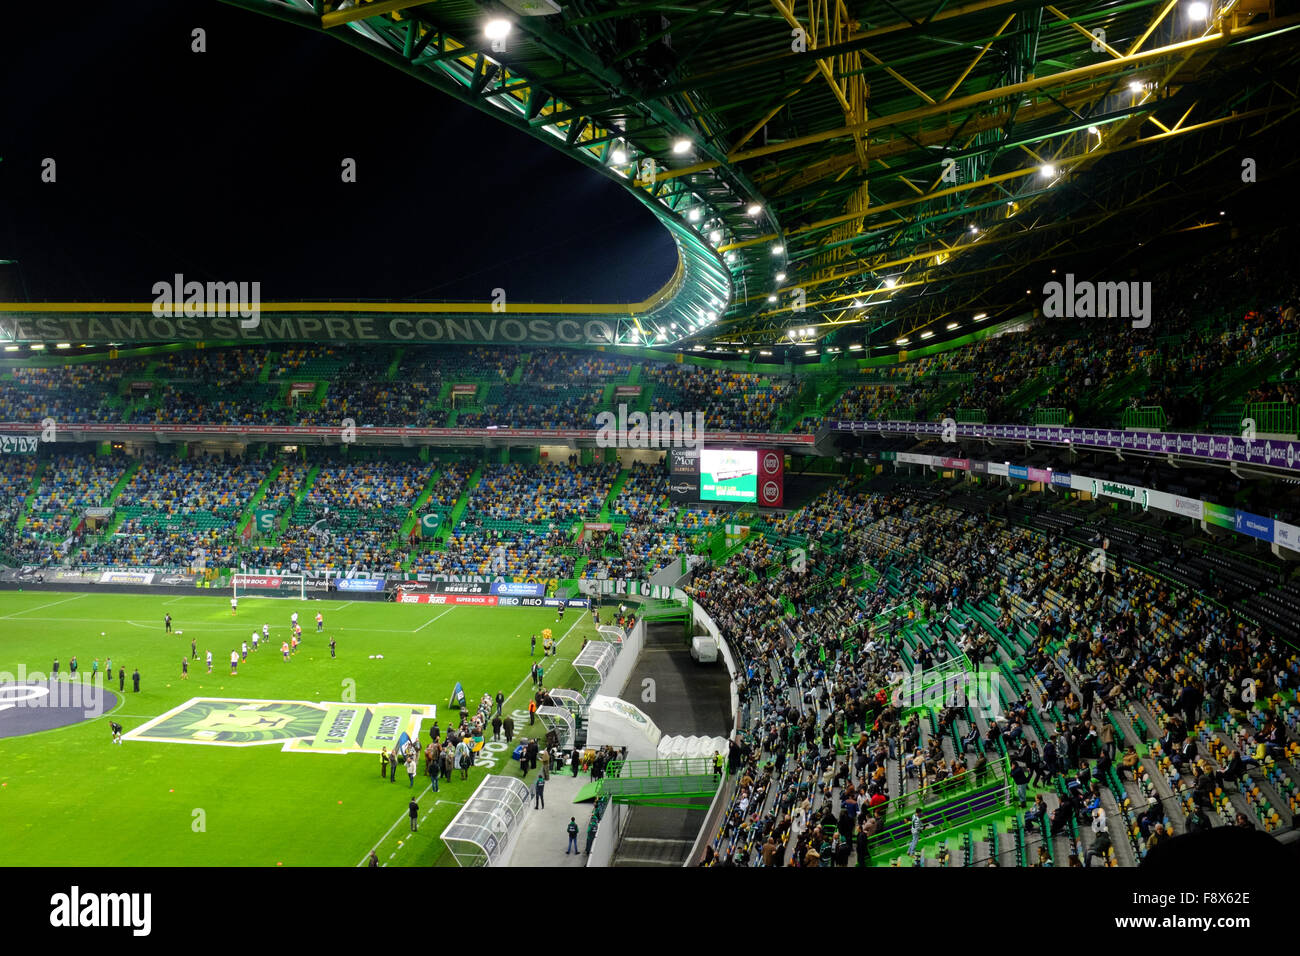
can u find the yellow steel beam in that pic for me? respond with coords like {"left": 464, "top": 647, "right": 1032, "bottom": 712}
{"left": 639, "top": 15, "right": 1300, "bottom": 187}
{"left": 321, "top": 0, "right": 431, "bottom": 29}
{"left": 1045, "top": 5, "right": 1125, "bottom": 58}
{"left": 940, "top": 13, "right": 1016, "bottom": 102}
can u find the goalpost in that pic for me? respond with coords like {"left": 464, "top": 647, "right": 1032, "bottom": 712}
{"left": 231, "top": 573, "right": 307, "bottom": 600}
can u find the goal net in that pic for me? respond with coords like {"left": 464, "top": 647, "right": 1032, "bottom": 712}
{"left": 232, "top": 573, "right": 306, "bottom": 600}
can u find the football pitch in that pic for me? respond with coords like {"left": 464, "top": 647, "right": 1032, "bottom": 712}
{"left": 0, "top": 589, "right": 597, "bottom": 867}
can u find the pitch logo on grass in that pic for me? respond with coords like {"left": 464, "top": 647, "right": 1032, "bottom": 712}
{"left": 890, "top": 668, "right": 1001, "bottom": 718}
{"left": 123, "top": 697, "right": 436, "bottom": 753}
{"left": 595, "top": 404, "right": 704, "bottom": 449}
{"left": 1041, "top": 274, "right": 1152, "bottom": 328}
{"left": 50, "top": 887, "right": 151, "bottom": 937}
{"left": 0, "top": 667, "right": 109, "bottom": 720}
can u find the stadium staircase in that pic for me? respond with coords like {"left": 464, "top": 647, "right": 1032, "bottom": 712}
{"left": 597, "top": 757, "right": 721, "bottom": 806}
{"left": 13, "top": 460, "right": 48, "bottom": 532}
{"left": 437, "top": 466, "right": 480, "bottom": 542}
{"left": 234, "top": 463, "right": 282, "bottom": 538}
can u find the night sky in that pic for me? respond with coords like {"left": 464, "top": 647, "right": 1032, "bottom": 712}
{"left": 0, "top": 0, "right": 678, "bottom": 305}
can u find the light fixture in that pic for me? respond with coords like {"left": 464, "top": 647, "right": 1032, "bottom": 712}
{"left": 805, "top": 349, "right": 818, "bottom": 356}
{"left": 1040, "top": 164, "right": 1056, "bottom": 177}
{"left": 611, "top": 147, "right": 628, "bottom": 165}
{"left": 484, "top": 19, "right": 512, "bottom": 40}
{"left": 771, "top": 244, "right": 784, "bottom": 255}
{"left": 920, "top": 331, "right": 934, "bottom": 339}
{"left": 973, "top": 312, "right": 988, "bottom": 321}
{"left": 1088, "top": 126, "right": 1100, "bottom": 135}
{"left": 804, "top": 328, "right": 814, "bottom": 336}
{"left": 883, "top": 277, "right": 898, "bottom": 289}
{"left": 687, "top": 207, "right": 701, "bottom": 222}
{"left": 851, "top": 300, "right": 862, "bottom": 308}
{"left": 1188, "top": 1, "right": 1209, "bottom": 19}
{"left": 969, "top": 225, "right": 980, "bottom": 234}
{"left": 849, "top": 344, "right": 862, "bottom": 351}
{"left": 787, "top": 330, "right": 797, "bottom": 339}
{"left": 1129, "top": 80, "right": 1145, "bottom": 93}
{"left": 895, "top": 337, "right": 909, "bottom": 346}
{"left": 725, "top": 253, "right": 736, "bottom": 263}
{"left": 746, "top": 203, "right": 762, "bottom": 216}
{"left": 55, "top": 342, "right": 71, "bottom": 349}
{"left": 709, "top": 230, "right": 721, "bottom": 243}
{"left": 759, "top": 350, "right": 772, "bottom": 356}
{"left": 768, "top": 295, "right": 778, "bottom": 303}
{"left": 775, "top": 272, "right": 787, "bottom": 282}
{"left": 3, "top": 345, "right": 17, "bottom": 352}
{"left": 946, "top": 322, "right": 960, "bottom": 330}
{"left": 672, "top": 139, "right": 691, "bottom": 155}
{"left": 29, "top": 343, "right": 45, "bottom": 350}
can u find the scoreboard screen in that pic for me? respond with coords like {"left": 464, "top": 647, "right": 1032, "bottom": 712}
{"left": 699, "top": 449, "right": 758, "bottom": 503}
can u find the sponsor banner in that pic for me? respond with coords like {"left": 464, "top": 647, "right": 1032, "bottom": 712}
{"left": 451, "top": 384, "right": 477, "bottom": 395}
{"left": 988, "top": 462, "right": 1009, "bottom": 476}
{"left": 668, "top": 475, "right": 700, "bottom": 503}
{"left": 614, "top": 385, "right": 642, "bottom": 397}
{"left": 491, "top": 581, "right": 545, "bottom": 597}
{"left": 583, "top": 522, "right": 612, "bottom": 532}
{"left": 1094, "top": 479, "right": 1148, "bottom": 508}
{"left": 1051, "top": 471, "right": 1072, "bottom": 488}
{"left": 289, "top": 381, "right": 316, "bottom": 392}
{"left": 235, "top": 575, "right": 285, "bottom": 589}
{"left": 1008, "top": 465, "right": 1030, "bottom": 481}
{"left": 398, "top": 593, "right": 499, "bottom": 606}
{"left": 434, "top": 581, "right": 491, "bottom": 595}
{"left": 970, "top": 460, "right": 988, "bottom": 476}
{"left": 1233, "top": 510, "right": 1274, "bottom": 542}
{"left": 827, "top": 421, "right": 1300, "bottom": 473}
{"left": 1027, "top": 467, "right": 1052, "bottom": 483}
{"left": 334, "top": 577, "right": 385, "bottom": 592}
{"left": 1070, "top": 474, "right": 1092, "bottom": 493}
{"left": 0, "top": 434, "right": 37, "bottom": 454}
{"left": 1146, "top": 488, "right": 1203, "bottom": 520}
{"left": 156, "top": 573, "right": 198, "bottom": 586}
{"left": 99, "top": 570, "right": 155, "bottom": 585}
{"left": 758, "top": 448, "right": 784, "bottom": 508}
{"left": 1202, "top": 502, "right": 1236, "bottom": 529}
{"left": 939, "top": 457, "right": 969, "bottom": 471}
{"left": 896, "top": 452, "right": 933, "bottom": 465}
{"left": 1275, "top": 520, "right": 1300, "bottom": 552}
{"left": 669, "top": 448, "right": 699, "bottom": 475}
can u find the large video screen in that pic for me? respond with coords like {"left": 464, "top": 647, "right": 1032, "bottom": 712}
{"left": 700, "top": 449, "right": 758, "bottom": 503}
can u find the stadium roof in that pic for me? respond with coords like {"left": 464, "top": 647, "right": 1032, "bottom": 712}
{"left": 208, "top": 0, "right": 1300, "bottom": 352}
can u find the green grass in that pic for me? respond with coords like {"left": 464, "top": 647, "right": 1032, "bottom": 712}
{"left": 0, "top": 589, "right": 598, "bottom": 867}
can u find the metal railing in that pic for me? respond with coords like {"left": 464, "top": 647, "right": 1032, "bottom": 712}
{"left": 1121, "top": 405, "right": 1166, "bottom": 430}
{"left": 954, "top": 408, "right": 986, "bottom": 424}
{"left": 1031, "top": 406, "right": 1069, "bottom": 426}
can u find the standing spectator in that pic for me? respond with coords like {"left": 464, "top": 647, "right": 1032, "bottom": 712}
{"left": 380, "top": 747, "right": 390, "bottom": 779}
{"left": 534, "top": 774, "right": 546, "bottom": 810}
{"left": 131, "top": 667, "right": 140, "bottom": 693}
{"left": 408, "top": 798, "right": 419, "bottom": 833}
{"left": 406, "top": 753, "right": 417, "bottom": 788}
{"left": 566, "top": 817, "right": 579, "bottom": 854}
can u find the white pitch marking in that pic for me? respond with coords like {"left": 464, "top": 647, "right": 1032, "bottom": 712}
{"left": 414, "top": 606, "right": 457, "bottom": 633}
{"left": 0, "top": 593, "right": 89, "bottom": 619}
